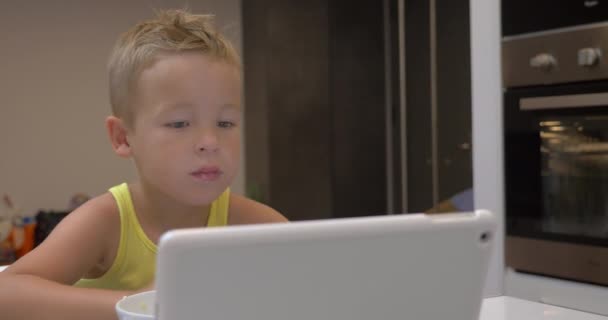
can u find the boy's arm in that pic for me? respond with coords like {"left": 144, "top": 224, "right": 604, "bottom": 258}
{"left": 0, "top": 193, "right": 136, "bottom": 320}
{"left": 228, "top": 193, "right": 289, "bottom": 225}
{"left": 0, "top": 274, "right": 129, "bottom": 320}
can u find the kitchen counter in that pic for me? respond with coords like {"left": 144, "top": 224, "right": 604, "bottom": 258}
{"left": 1, "top": 264, "right": 605, "bottom": 319}
{"left": 480, "top": 296, "right": 608, "bottom": 320}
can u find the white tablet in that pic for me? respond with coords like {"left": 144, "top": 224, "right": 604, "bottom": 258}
{"left": 156, "top": 210, "right": 496, "bottom": 320}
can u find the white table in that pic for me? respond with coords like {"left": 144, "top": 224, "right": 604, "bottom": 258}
{"left": 480, "top": 296, "right": 608, "bottom": 320}
{"left": 0, "top": 262, "right": 605, "bottom": 320}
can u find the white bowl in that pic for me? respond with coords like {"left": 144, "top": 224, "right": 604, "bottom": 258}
{"left": 115, "top": 290, "right": 155, "bottom": 320}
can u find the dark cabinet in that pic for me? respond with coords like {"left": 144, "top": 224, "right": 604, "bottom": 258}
{"left": 243, "top": 0, "right": 472, "bottom": 220}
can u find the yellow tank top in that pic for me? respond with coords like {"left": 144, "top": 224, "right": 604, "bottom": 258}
{"left": 74, "top": 183, "right": 230, "bottom": 290}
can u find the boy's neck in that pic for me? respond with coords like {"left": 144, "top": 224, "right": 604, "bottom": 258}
{"left": 128, "top": 182, "right": 211, "bottom": 240}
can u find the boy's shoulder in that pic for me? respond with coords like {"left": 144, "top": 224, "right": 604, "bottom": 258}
{"left": 73, "top": 192, "right": 119, "bottom": 222}
{"left": 62, "top": 192, "right": 121, "bottom": 249}
{"left": 228, "top": 193, "right": 288, "bottom": 225}
{"left": 65, "top": 192, "right": 121, "bottom": 273}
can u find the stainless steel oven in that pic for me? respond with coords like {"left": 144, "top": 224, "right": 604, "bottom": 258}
{"left": 503, "top": 18, "right": 608, "bottom": 284}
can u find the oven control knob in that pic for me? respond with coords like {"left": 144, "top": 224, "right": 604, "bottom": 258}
{"left": 530, "top": 53, "right": 557, "bottom": 70}
{"left": 578, "top": 47, "right": 602, "bottom": 67}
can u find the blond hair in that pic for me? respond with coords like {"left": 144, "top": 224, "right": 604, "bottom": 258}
{"left": 108, "top": 9, "right": 240, "bottom": 125}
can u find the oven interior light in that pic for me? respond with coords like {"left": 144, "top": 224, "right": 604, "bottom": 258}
{"left": 549, "top": 126, "right": 566, "bottom": 132}
{"left": 540, "top": 121, "right": 562, "bottom": 127}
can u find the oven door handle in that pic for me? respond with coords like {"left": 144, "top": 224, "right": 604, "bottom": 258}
{"left": 520, "top": 92, "right": 608, "bottom": 111}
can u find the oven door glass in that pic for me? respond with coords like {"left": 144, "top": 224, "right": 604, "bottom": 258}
{"left": 505, "top": 81, "right": 608, "bottom": 247}
{"left": 541, "top": 114, "right": 608, "bottom": 238}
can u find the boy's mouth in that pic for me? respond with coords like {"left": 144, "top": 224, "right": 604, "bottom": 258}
{"left": 190, "top": 166, "right": 222, "bottom": 181}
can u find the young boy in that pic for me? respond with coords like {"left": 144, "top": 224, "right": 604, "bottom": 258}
{"left": 0, "top": 9, "right": 287, "bottom": 319}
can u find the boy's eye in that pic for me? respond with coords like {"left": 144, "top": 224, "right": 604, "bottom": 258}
{"left": 218, "top": 121, "right": 235, "bottom": 128}
{"left": 166, "top": 121, "right": 190, "bottom": 129}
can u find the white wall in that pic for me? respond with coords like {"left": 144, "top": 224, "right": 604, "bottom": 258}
{"left": 470, "top": 0, "right": 504, "bottom": 297}
{"left": 0, "top": 1, "right": 244, "bottom": 217}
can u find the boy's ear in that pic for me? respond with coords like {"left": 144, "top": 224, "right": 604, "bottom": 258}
{"left": 106, "top": 116, "right": 132, "bottom": 158}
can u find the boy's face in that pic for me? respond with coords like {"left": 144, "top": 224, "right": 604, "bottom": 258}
{"left": 127, "top": 52, "right": 242, "bottom": 206}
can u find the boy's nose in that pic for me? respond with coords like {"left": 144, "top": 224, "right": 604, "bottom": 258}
{"left": 195, "top": 129, "right": 219, "bottom": 153}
